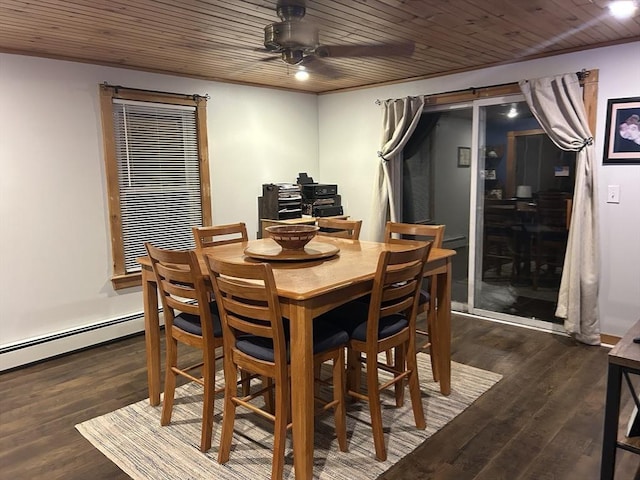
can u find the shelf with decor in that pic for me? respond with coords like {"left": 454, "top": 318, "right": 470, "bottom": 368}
{"left": 484, "top": 144, "right": 505, "bottom": 199}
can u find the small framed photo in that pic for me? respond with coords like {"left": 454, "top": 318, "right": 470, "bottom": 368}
{"left": 603, "top": 96, "right": 640, "bottom": 164}
{"left": 457, "top": 147, "right": 471, "bottom": 167}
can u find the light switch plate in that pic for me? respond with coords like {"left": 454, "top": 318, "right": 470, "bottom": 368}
{"left": 607, "top": 185, "right": 620, "bottom": 204}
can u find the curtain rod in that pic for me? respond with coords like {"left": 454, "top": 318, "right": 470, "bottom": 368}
{"left": 374, "top": 69, "right": 590, "bottom": 105}
{"left": 102, "top": 82, "right": 210, "bottom": 101}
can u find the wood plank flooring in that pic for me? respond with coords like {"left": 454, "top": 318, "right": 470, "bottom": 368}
{"left": 1, "top": 315, "right": 639, "bottom": 479}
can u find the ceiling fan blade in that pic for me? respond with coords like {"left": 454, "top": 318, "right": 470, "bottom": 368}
{"left": 301, "top": 56, "right": 343, "bottom": 79}
{"left": 316, "top": 42, "right": 415, "bottom": 58}
{"left": 259, "top": 56, "right": 281, "bottom": 62}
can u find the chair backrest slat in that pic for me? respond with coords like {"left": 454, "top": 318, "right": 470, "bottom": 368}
{"left": 384, "top": 222, "right": 445, "bottom": 248}
{"left": 192, "top": 223, "right": 248, "bottom": 249}
{"left": 204, "top": 256, "right": 287, "bottom": 363}
{"left": 317, "top": 218, "right": 362, "bottom": 240}
{"left": 367, "top": 243, "right": 431, "bottom": 340}
{"left": 145, "top": 242, "right": 215, "bottom": 339}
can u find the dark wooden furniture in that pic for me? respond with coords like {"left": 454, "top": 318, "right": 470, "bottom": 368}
{"left": 601, "top": 319, "right": 640, "bottom": 479}
{"left": 259, "top": 183, "right": 303, "bottom": 221}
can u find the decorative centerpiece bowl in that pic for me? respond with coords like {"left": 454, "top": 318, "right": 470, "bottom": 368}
{"left": 265, "top": 225, "right": 319, "bottom": 250}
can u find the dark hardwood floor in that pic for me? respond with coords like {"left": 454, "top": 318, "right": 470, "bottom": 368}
{"left": 1, "top": 315, "right": 638, "bottom": 479}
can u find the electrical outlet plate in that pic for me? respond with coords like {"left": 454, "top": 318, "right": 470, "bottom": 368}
{"left": 607, "top": 185, "right": 620, "bottom": 204}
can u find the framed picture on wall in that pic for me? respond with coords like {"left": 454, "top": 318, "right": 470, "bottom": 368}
{"left": 457, "top": 147, "right": 471, "bottom": 167}
{"left": 603, "top": 96, "right": 640, "bottom": 164}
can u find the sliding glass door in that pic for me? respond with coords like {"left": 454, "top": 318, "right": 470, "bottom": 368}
{"left": 404, "top": 96, "right": 574, "bottom": 331}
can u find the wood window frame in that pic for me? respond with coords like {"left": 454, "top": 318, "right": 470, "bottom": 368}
{"left": 99, "top": 85, "right": 212, "bottom": 290}
{"left": 422, "top": 70, "right": 598, "bottom": 134}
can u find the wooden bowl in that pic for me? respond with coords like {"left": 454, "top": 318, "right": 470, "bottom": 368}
{"left": 265, "top": 225, "right": 319, "bottom": 250}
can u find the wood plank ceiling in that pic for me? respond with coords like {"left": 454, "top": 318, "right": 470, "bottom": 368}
{"left": 1, "top": 0, "right": 638, "bottom": 94}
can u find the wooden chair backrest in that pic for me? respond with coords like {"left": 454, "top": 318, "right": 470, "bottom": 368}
{"left": 192, "top": 223, "right": 248, "bottom": 249}
{"left": 536, "top": 192, "right": 570, "bottom": 229}
{"left": 317, "top": 218, "right": 362, "bottom": 240}
{"left": 204, "top": 257, "right": 288, "bottom": 373}
{"left": 384, "top": 222, "right": 445, "bottom": 248}
{"left": 366, "top": 243, "right": 431, "bottom": 344}
{"left": 144, "top": 242, "right": 215, "bottom": 339}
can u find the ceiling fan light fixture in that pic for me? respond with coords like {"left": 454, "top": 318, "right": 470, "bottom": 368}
{"left": 295, "top": 67, "right": 309, "bottom": 81}
{"left": 608, "top": 0, "right": 637, "bottom": 18}
{"left": 507, "top": 106, "right": 518, "bottom": 118}
{"left": 282, "top": 49, "right": 304, "bottom": 65}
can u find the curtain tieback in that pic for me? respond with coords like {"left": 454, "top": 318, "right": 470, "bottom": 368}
{"left": 377, "top": 151, "right": 389, "bottom": 162}
{"left": 578, "top": 136, "right": 593, "bottom": 151}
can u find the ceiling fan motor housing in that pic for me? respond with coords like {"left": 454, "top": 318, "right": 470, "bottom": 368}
{"left": 264, "top": 21, "right": 319, "bottom": 55}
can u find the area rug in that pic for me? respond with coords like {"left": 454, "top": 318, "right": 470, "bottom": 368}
{"left": 76, "top": 354, "right": 501, "bottom": 479}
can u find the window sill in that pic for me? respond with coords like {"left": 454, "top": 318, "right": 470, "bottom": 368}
{"left": 111, "top": 272, "right": 142, "bottom": 290}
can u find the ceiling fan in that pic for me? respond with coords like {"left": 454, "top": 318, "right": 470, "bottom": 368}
{"left": 258, "top": 1, "right": 415, "bottom": 78}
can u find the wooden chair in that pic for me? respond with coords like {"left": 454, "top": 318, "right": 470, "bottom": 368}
{"left": 204, "top": 257, "right": 348, "bottom": 480}
{"left": 384, "top": 222, "right": 445, "bottom": 381}
{"left": 192, "top": 222, "right": 248, "bottom": 249}
{"left": 482, "top": 200, "right": 520, "bottom": 281}
{"left": 529, "top": 191, "right": 570, "bottom": 290}
{"left": 144, "top": 242, "right": 224, "bottom": 453}
{"left": 325, "top": 242, "right": 431, "bottom": 461}
{"left": 317, "top": 218, "right": 362, "bottom": 240}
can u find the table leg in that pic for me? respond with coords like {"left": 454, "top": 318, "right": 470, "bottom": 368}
{"left": 289, "top": 303, "right": 315, "bottom": 480}
{"left": 436, "top": 258, "right": 452, "bottom": 396}
{"left": 601, "top": 363, "right": 622, "bottom": 480}
{"left": 142, "top": 267, "right": 162, "bottom": 406}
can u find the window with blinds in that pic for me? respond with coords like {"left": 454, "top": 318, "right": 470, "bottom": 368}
{"left": 113, "top": 100, "right": 201, "bottom": 273}
{"left": 100, "top": 85, "right": 211, "bottom": 289}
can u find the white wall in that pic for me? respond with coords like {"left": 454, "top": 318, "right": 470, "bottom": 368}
{"left": 318, "top": 42, "right": 640, "bottom": 337}
{"left": 0, "top": 54, "right": 318, "bottom": 368}
{"left": 1, "top": 42, "right": 638, "bottom": 369}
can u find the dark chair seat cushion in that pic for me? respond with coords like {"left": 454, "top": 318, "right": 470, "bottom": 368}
{"left": 320, "top": 300, "right": 408, "bottom": 342}
{"left": 236, "top": 320, "right": 348, "bottom": 363}
{"left": 174, "top": 301, "right": 223, "bottom": 337}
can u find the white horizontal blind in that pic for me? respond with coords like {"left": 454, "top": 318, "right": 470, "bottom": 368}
{"left": 113, "top": 100, "right": 201, "bottom": 273}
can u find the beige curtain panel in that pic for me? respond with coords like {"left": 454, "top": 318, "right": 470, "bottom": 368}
{"left": 520, "top": 73, "right": 600, "bottom": 345}
{"left": 370, "top": 96, "right": 425, "bottom": 241}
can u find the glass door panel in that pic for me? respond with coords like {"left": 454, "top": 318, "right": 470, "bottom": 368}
{"left": 473, "top": 99, "right": 575, "bottom": 327}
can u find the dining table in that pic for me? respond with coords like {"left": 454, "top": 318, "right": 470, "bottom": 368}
{"left": 137, "top": 236, "right": 456, "bottom": 480}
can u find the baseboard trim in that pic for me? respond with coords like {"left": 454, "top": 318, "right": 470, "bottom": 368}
{"left": 456, "top": 311, "right": 621, "bottom": 347}
{"left": 0, "top": 312, "right": 149, "bottom": 372}
{"left": 601, "top": 333, "right": 620, "bottom": 347}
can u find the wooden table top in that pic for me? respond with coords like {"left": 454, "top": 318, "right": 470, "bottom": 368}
{"left": 138, "top": 237, "right": 455, "bottom": 302}
{"left": 609, "top": 319, "right": 640, "bottom": 370}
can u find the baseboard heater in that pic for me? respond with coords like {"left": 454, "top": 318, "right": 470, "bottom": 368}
{"left": 0, "top": 311, "right": 156, "bottom": 372}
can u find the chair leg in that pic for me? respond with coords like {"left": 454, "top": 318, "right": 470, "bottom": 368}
{"left": 332, "top": 348, "right": 348, "bottom": 452}
{"left": 271, "top": 374, "right": 289, "bottom": 480}
{"left": 200, "top": 352, "right": 215, "bottom": 452}
{"left": 393, "top": 345, "right": 406, "bottom": 408}
{"left": 263, "top": 376, "right": 274, "bottom": 414}
{"left": 427, "top": 304, "right": 439, "bottom": 383}
{"left": 346, "top": 348, "right": 361, "bottom": 400}
{"left": 406, "top": 342, "right": 426, "bottom": 430}
{"left": 384, "top": 348, "right": 393, "bottom": 366}
{"left": 240, "top": 369, "right": 251, "bottom": 396}
{"left": 161, "top": 335, "right": 178, "bottom": 426}
{"left": 366, "top": 353, "right": 387, "bottom": 461}
{"left": 217, "top": 361, "right": 238, "bottom": 465}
